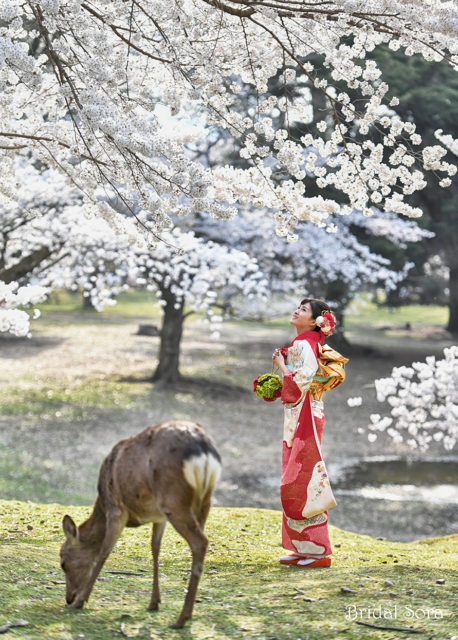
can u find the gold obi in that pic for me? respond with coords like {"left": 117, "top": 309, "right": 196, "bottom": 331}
{"left": 309, "top": 344, "right": 349, "bottom": 401}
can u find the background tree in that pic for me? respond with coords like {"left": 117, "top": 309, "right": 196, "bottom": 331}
{"left": 0, "top": 158, "right": 267, "bottom": 390}
{"left": 0, "top": 158, "right": 133, "bottom": 312}
{"left": 131, "top": 228, "right": 266, "bottom": 385}
{"left": 330, "top": 47, "right": 458, "bottom": 331}
{"left": 191, "top": 206, "right": 430, "bottom": 347}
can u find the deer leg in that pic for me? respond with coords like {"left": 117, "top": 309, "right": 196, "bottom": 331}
{"left": 148, "top": 520, "right": 166, "bottom": 611}
{"left": 197, "top": 490, "right": 212, "bottom": 530}
{"left": 70, "top": 511, "right": 125, "bottom": 609}
{"left": 166, "top": 512, "right": 208, "bottom": 629}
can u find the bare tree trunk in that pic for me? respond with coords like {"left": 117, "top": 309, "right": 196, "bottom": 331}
{"left": 151, "top": 290, "right": 185, "bottom": 386}
{"left": 446, "top": 264, "right": 458, "bottom": 334}
{"left": 83, "top": 293, "right": 96, "bottom": 310}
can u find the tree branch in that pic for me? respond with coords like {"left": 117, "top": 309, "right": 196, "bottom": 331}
{"left": 200, "top": 0, "right": 255, "bottom": 18}
{"left": 0, "top": 246, "right": 54, "bottom": 284}
{"left": 0, "top": 132, "right": 109, "bottom": 167}
{"left": 355, "top": 621, "right": 424, "bottom": 634}
{"left": 81, "top": 2, "right": 172, "bottom": 64}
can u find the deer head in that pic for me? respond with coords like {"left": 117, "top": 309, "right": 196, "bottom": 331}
{"left": 60, "top": 514, "right": 98, "bottom": 607}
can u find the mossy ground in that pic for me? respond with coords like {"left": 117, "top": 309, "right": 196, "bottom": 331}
{"left": 1, "top": 500, "right": 456, "bottom": 640}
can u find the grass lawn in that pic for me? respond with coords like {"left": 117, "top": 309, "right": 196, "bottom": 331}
{"left": 37, "top": 290, "right": 159, "bottom": 318}
{"left": 1, "top": 500, "right": 456, "bottom": 640}
{"left": 345, "top": 298, "right": 448, "bottom": 332}
{"left": 37, "top": 289, "right": 450, "bottom": 330}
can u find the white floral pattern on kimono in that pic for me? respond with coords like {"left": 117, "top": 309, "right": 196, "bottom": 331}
{"left": 286, "top": 513, "right": 328, "bottom": 533}
{"left": 311, "top": 399, "right": 324, "bottom": 419}
{"left": 283, "top": 339, "right": 318, "bottom": 447}
{"left": 302, "top": 460, "right": 336, "bottom": 518}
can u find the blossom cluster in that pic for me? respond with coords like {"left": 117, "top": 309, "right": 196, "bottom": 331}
{"left": 0, "top": 281, "right": 47, "bottom": 336}
{"left": 0, "top": 0, "right": 456, "bottom": 245}
{"left": 368, "top": 347, "right": 458, "bottom": 451}
{"left": 196, "top": 204, "right": 428, "bottom": 318}
{"left": 0, "top": 157, "right": 137, "bottom": 314}
{"left": 435, "top": 129, "right": 458, "bottom": 160}
{"left": 130, "top": 228, "right": 267, "bottom": 338}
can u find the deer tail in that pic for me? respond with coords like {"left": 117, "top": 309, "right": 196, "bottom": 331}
{"left": 182, "top": 451, "right": 221, "bottom": 501}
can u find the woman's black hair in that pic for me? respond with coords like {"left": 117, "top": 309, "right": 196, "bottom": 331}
{"left": 300, "top": 297, "right": 331, "bottom": 332}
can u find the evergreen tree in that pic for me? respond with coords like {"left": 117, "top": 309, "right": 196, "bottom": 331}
{"left": 363, "top": 48, "right": 458, "bottom": 331}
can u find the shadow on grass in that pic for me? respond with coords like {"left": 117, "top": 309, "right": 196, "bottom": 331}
{"left": 119, "top": 374, "right": 251, "bottom": 399}
{"left": 0, "top": 334, "right": 65, "bottom": 359}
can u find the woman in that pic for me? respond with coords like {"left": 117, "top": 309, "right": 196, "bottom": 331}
{"left": 272, "top": 297, "right": 345, "bottom": 568}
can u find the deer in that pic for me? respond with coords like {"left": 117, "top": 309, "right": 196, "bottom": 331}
{"left": 60, "top": 420, "right": 221, "bottom": 629}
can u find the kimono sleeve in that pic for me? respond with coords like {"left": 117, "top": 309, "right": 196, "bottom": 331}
{"left": 281, "top": 340, "right": 318, "bottom": 404}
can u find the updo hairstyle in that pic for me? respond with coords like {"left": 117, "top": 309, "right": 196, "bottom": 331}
{"left": 300, "top": 297, "right": 332, "bottom": 333}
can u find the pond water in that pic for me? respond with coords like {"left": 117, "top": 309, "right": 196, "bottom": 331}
{"left": 329, "top": 455, "right": 458, "bottom": 488}
{"left": 336, "top": 483, "right": 457, "bottom": 504}
{"left": 329, "top": 456, "right": 458, "bottom": 541}
{"left": 219, "top": 456, "right": 458, "bottom": 542}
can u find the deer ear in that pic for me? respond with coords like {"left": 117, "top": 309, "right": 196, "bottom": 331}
{"left": 62, "top": 515, "right": 78, "bottom": 543}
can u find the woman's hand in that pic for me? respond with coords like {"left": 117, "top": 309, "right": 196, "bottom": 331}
{"left": 272, "top": 348, "right": 288, "bottom": 373}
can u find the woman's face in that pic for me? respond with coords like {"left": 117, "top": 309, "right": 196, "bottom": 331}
{"left": 290, "top": 302, "right": 316, "bottom": 333}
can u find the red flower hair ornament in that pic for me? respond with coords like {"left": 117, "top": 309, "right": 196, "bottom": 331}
{"left": 315, "top": 311, "right": 336, "bottom": 336}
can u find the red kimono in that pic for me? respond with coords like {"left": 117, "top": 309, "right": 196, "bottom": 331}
{"left": 280, "top": 330, "right": 336, "bottom": 557}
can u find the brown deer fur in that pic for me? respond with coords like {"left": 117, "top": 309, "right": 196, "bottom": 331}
{"left": 60, "top": 421, "right": 221, "bottom": 628}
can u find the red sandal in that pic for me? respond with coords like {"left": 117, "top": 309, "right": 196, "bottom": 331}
{"left": 296, "top": 557, "right": 331, "bottom": 568}
{"left": 279, "top": 555, "right": 331, "bottom": 568}
{"left": 279, "top": 554, "right": 304, "bottom": 565}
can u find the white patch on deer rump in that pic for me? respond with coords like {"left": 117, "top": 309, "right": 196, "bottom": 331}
{"left": 183, "top": 453, "right": 221, "bottom": 497}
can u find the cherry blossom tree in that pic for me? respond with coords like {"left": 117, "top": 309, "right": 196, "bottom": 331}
{"left": 1, "top": 0, "right": 456, "bottom": 254}
{"left": 366, "top": 346, "right": 458, "bottom": 452}
{"left": 0, "top": 157, "right": 134, "bottom": 325}
{"left": 130, "top": 228, "right": 266, "bottom": 384}
{"left": 191, "top": 205, "right": 432, "bottom": 346}
{"left": 0, "top": 157, "right": 266, "bottom": 389}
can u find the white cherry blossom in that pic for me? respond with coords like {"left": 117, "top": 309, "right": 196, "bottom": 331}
{"left": 0, "top": 281, "right": 48, "bottom": 337}
{"left": 368, "top": 347, "right": 458, "bottom": 451}
{"left": 0, "top": 0, "right": 456, "bottom": 246}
